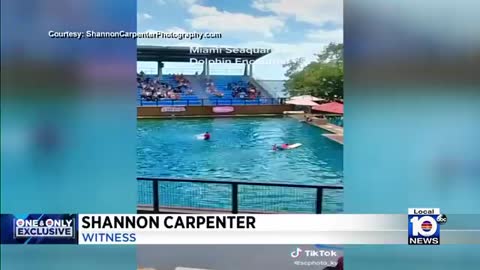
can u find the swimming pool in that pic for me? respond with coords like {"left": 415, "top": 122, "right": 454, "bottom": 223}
{"left": 137, "top": 117, "right": 343, "bottom": 213}
{"left": 327, "top": 116, "right": 344, "bottom": 127}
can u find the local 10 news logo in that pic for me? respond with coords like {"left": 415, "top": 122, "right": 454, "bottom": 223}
{"left": 408, "top": 208, "right": 447, "bottom": 245}
{"left": 14, "top": 217, "right": 75, "bottom": 238}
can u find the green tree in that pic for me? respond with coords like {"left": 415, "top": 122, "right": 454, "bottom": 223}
{"left": 284, "top": 43, "right": 343, "bottom": 100}
{"left": 316, "top": 43, "right": 343, "bottom": 65}
{"left": 282, "top": 58, "right": 304, "bottom": 78}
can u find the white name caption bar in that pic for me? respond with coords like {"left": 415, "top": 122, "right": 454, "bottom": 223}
{"left": 78, "top": 214, "right": 405, "bottom": 245}
{"left": 407, "top": 208, "right": 440, "bottom": 215}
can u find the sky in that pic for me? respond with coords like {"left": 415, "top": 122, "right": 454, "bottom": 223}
{"left": 137, "top": 0, "right": 343, "bottom": 80}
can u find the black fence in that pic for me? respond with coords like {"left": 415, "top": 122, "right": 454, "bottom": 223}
{"left": 138, "top": 98, "right": 287, "bottom": 107}
{"left": 137, "top": 177, "right": 343, "bottom": 214}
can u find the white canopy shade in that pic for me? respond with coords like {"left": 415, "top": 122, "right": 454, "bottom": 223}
{"left": 290, "top": 95, "right": 324, "bottom": 101}
{"left": 286, "top": 99, "right": 320, "bottom": 106}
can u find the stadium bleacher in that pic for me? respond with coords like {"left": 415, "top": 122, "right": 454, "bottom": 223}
{"left": 137, "top": 74, "right": 274, "bottom": 106}
{"left": 137, "top": 74, "right": 202, "bottom": 106}
{"left": 206, "top": 75, "right": 271, "bottom": 105}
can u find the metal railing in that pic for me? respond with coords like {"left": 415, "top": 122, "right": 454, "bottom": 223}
{"left": 138, "top": 98, "right": 288, "bottom": 106}
{"left": 137, "top": 177, "right": 343, "bottom": 214}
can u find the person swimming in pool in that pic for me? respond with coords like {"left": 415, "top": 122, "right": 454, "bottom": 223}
{"left": 273, "top": 143, "right": 289, "bottom": 151}
{"left": 203, "top": 132, "right": 210, "bottom": 140}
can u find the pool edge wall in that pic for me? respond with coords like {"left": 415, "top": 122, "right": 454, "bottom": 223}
{"left": 137, "top": 105, "right": 295, "bottom": 118}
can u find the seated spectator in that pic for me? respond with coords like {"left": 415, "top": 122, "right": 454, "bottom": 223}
{"left": 140, "top": 89, "right": 148, "bottom": 100}
{"left": 207, "top": 84, "right": 217, "bottom": 94}
{"left": 173, "top": 87, "right": 181, "bottom": 94}
{"left": 152, "top": 91, "right": 160, "bottom": 101}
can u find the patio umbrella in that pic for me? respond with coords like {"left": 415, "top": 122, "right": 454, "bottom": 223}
{"left": 290, "top": 95, "right": 324, "bottom": 101}
{"left": 285, "top": 99, "right": 320, "bottom": 106}
{"left": 312, "top": 102, "right": 344, "bottom": 114}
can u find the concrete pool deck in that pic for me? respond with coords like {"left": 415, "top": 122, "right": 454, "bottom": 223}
{"left": 289, "top": 114, "right": 344, "bottom": 145}
{"left": 322, "top": 133, "right": 344, "bottom": 145}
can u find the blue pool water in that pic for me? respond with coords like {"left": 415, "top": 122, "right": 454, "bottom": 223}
{"left": 137, "top": 117, "right": 343, "bottom": 213}
{"left": 327, "top": 116, "right": 344, "bottom": 127}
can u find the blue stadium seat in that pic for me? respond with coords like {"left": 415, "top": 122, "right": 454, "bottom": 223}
{"left": 203, "top": 75, "right": 268, "bottom": 105}
{"left": 137, "top": 75, "right": 202, "bottom": 106}
{"left": 138, "top": 75, "right": 272, "bottom": 106}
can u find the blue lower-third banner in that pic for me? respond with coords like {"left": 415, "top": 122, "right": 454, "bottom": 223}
{"left": 0, "top": 214, "right": 78, "bottom": 244}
